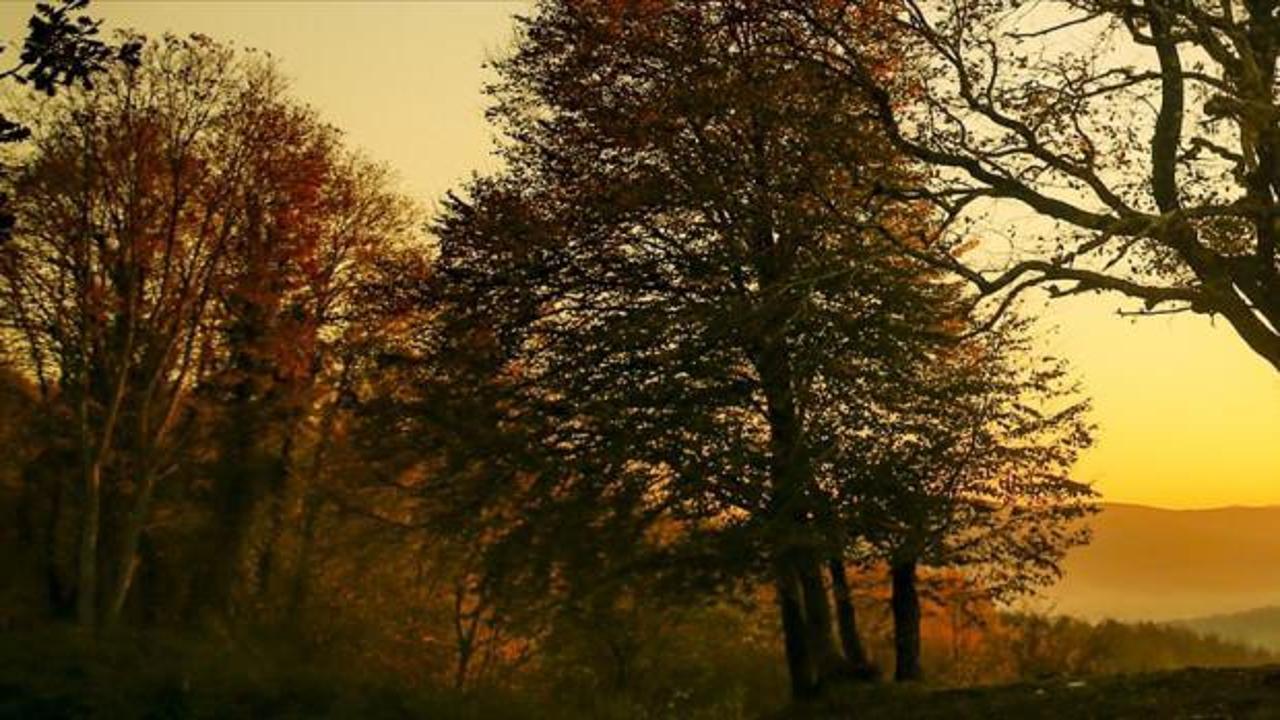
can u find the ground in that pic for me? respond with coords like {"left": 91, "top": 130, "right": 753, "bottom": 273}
{"left": 4, "top": 629, "right": 1280, "bottom": 719}
{"left": 780, "top": 666, "right": 1280, "bottom": 719}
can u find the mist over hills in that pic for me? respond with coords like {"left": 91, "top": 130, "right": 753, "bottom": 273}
{"left": 1176, "top": 606, "right": 1280, "bottom": 652}
{"left": 1038, "top": 503, "right": 1280, "bottom": 622}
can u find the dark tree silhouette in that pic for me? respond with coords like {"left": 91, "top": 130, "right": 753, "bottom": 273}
{"left": 429, "top": 0, "right": 965, "bottom": 699}
{"left": 781, "top": 0, "right": 1280, "bottom": 372}
{"left": 845, "top": 319, "right": 1096, "bottom": 680}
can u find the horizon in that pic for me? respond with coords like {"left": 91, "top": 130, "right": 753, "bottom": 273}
{"left": 1098, "top": 501, "right": 1280, "bottom": 511}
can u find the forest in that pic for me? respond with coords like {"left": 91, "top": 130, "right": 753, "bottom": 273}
{"left": 1, "top": 1, "right": 1278, "bottom": 718}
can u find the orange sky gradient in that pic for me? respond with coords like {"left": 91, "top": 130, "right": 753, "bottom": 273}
{"left": 2, "top": 1, "right": 1276, "bottom": 510}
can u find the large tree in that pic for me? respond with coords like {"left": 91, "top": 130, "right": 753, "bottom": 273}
{"left": 196, "top": 80, "right": 416, "bottom": 629}
{"left": 0, "top": 34, "right": 416, "bottom": 628}
{"left": 783, "top": 0, "right": 1280, "bottom": 371}
{"left": 0, "top": 35, "right": 281, "bottom": 626}
{"left": 428, "top": 0, "right": 958, "bottom": 699}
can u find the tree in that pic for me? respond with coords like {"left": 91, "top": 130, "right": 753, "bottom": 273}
{"left": 0, "top": 35, "right": 286, "bottom": 626}
{"left": 428, "top": 0, "right": 958, "bottom": 699}
{"left": 195, "top": 83, "right": 417, "bottom": 628}
{"left": 0, "top": 34, "right": 416, "bottom": 629}
{"left": 781, "top": 0, "right": 1280, "bottom": 371}
{"left": 846, "top": 319, "right": 1096, "bottom": 680}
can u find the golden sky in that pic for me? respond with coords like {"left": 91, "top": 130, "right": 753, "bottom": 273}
{"left": 3, "top": 1, "right": 1276, "bottom": 509}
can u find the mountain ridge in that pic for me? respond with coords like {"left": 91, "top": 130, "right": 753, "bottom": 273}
{"left": 1039, "top": 501, "right": 1280, "bottom": 622}
{"left": 1099, "top": 501, "right": 1280, "bottom": 512}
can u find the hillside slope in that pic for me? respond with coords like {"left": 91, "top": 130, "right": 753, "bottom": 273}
{"left": 1040, "top": 503, "right": 1280, "bottom": 621}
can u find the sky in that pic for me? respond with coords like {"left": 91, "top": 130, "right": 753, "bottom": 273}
{"left": 2, "top": 0, "right": 1276, "bottom": 510}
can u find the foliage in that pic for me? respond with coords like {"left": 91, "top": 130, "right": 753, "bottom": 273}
{"left": 0, "top": 605, "right": 1272, "bottom": 720}
{"left": 0, "top": 34, "right": 418, "bottom": 631}
{"left": 848, "top": 317, "right": 1097, "bottom": 599}
{"left": 0, "top": 0, "right": 140, "bottom": 236}
{"left": 408, "top": 0, "right": 1098, "bottom": 695}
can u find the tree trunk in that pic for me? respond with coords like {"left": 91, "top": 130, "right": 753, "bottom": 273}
{"left": 285, "top": 363, "right": 350, "bottom": 618}
{"left": 891, "top": 559, "right": 922, "bottom": 682}
{"left": 104, "top": 466, "right": 159, "bottom": 624}
{"left": 775, "top": 557, "right": 817, "bottom": 700}
{"left": 756, "top": 327, "right": 851, "bottom": 698}
{"left": 258, "top": 422, "right": 307, "bottom": 616}
{"left": 200, "top": 459, "right": 260, "bottom": 627}
{"left": 829, "top": 558, "right": 874, "bottom": 678}
{"left": 76, "top": 459, "right": 101, "bottom": 627}
{"left": 24, "top": 456, "right": 76, "bottom": 620}
{"left": 286, "top": 491, "right": 320, "bottom": 618}
{"left": 796, "top": 551, "right": 847, "bottom": 684}
{"left": 201, "top": 388, "right": 269, "bottom": 626}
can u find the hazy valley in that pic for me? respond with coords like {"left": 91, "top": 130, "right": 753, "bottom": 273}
{"left": 1043, "top": 503, "right": 1280, "bottom": 648}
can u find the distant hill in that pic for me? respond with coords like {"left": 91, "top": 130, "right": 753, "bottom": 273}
{"left": 1036, "top": 503, "right": 1280, "bottom": 621}
{"left": 1176, "top": 606, "right": 1280, "bottom": 653}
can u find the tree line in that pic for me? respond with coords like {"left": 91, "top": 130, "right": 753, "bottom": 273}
{"left": 3, "top": 0, "right": 1267, "bottom": 708}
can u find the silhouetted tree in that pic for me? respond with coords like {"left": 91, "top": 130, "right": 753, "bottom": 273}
{"left": 782, "top": 0, "right": 1280, "bottom": 371}
{"left": 196, "top": 81, "right": 416, "bottom": 629}
{"left": 847, "top": 319, "right": 1096, "bottom": 680}
{"left": 429, "top": 0, "right": 959, "bottom": 699}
